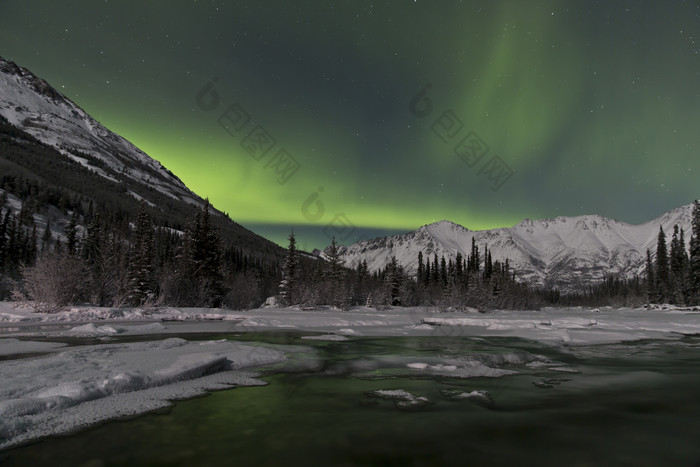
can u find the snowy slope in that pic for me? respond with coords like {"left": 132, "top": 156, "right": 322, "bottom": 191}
{"left": 329, "top": 205, "right": 695, "bottom": 292}
{"left": 0, "top": 57, "right": 198, "bottom": 205}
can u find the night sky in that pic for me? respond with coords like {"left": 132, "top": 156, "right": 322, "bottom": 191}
{"left": 1, "top": 1, "right": 699, "bottom": 250}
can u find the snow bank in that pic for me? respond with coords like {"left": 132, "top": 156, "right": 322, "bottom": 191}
{"left": 0, "top": 303, "right": 247, "bottom": 325}
{"left": 4, "top": 303, "right": 700, "bottom": 347}
{"left": 68, "top": 322, "right": 167, "bottom": 336}
{"left": 301, "top": 334, "right": 350, "bottom": 341}
{"left": 404, "top": 356, "right": 517, "bottom": 378}
{"left": 369, "top": 389, "right": 432, "bottom": 408}
{"left": 420, "top": 307, "right": 700, "bottom": 345}
{"left": 440, "top": 388, "right": 494, "bottom": 403}
{"left": 0, "top": 338, "right": 67, "bottom": 357}
{"left": 0, "top": 338, "right": 285, "bottom": 449}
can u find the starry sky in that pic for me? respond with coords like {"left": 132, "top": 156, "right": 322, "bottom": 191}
{"left": 1, "top": 1, "right": 699, "bottom": 250}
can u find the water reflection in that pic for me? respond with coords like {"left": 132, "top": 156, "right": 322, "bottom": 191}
{"left": 3, "top": 334, "right": 700, "bottom": 466}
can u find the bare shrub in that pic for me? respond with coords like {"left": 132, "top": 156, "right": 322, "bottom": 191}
{"left": 19, "top": 252, "right": 85, "bottom": 313}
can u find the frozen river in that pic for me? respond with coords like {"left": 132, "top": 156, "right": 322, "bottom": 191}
{"left": 1, "top": 304, "right": 700, "bottom": 465}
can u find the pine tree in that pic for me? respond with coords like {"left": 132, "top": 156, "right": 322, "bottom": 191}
{"left": 359, "top": 259, "right": 369, "bottom": 279}
{"left": 25, "top": 224, "right": 37, "bottom": 266}
{"left": 198, "top": 200, "right": 225, "bottom": 304}
{"left": 0, "top": 210, "right": 7, "bottom": 270}
{"left": 440, "top": 255, "right": 447, "bottom": 287}
{"left": 384, "top": 256, "right": 402, "bottom": 306}
{"left": 126, "top": 203, "right": 155, "bottom": 306}
{"left": 690, "top": 200, "right": 700, "bottom": 305}
{"left": 41, "top": 219, "right": 52, "bottom": 252}
{"left": 65, "top": 212, "right": 78, "bottom": 256}
{"left": 279, "top": 230, "right": 299, "bottom": 306}
{"left": 680, "top": 227, "right": 690, "bottom": 304}
{"left": 171, "top": 200, "right": 225, "bottom": 306}
{"left": 645, "top": 249, "right": 655, "bottom": 305}
{"left": 432, "top": 254, "right": 439, "bottom": 284}
{"left": 469, "top": 237, "right": 480, "bottom": 273}
{"left": 104, "top": 233, "right": 130, "bottom": 306}
{"left": 324, "top": 236, "right": 346, "bottom": 307}
{"left": 81, "top": 214, "right": 108, "bottom": 306}
{"left": 655, "top": 226, "right": 671, "bottom": 303}
{"left": 424, "top": 258, "right": 431, "bottom": 285}
{"left": 669, "top": 224, "right": 686, "bottom": 305}
{"left": 455, "top": 252, "right": 463, "bottom": 281}
{"left": 417, "top": 251, "right": 425, "bottom": 284}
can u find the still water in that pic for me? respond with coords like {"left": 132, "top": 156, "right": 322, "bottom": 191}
{"left": 3, "top": 333, "right": 700, "bottom": 466}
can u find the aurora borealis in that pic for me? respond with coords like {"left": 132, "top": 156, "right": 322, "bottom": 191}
{"left": 1, "top": 1, "right": 699, "bottom": 250}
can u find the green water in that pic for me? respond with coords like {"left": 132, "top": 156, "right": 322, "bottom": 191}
{"left": 3, "top": 335, "right": 700, "bottom": 466}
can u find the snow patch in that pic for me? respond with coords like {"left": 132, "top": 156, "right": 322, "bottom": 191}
{"left": 0, "top": 338, "right": 285, "bottom": 449}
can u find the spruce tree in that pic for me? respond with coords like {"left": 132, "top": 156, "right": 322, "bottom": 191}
{"left": 645, "top": 249, "right": 655, "bottom": 305}
{"left": 384, "top": 256, "right": 402, "bottom": 306}
{"left": 417, "top": 251, "right": 425, "bottom": 284}
{"left": 680, "top": 227, "right": 690, "bottom": 304}
{"left": 198, "top": 200, "right": 225, "bottom": 304}
{"left": 690, "top": 200, "right": 700, "bottom": 305}
{"left": 279, "top": 230, "right": 299, "bottom": 306}
{"left": 174, "top": 200, "right": 225, "bottom": 306}
{"left": 424, "top": 258, "right": 431, "bottom": 285}
{"left": 469, "top": 237, "right": 480, "bottom": 273}
{"left": 0, "top": 210, "right": 8, "bottom": 269}
{"left": 126, "top": 203, "right": 155, "bottom": 306}
{"left": 655, "top": 226, "right": 671, "bottom": 303}
{"left": 455, "top": 252, "right": 463, "bottom": 281}
{"left": 65, "top": 212, "right": 78, "bottom": 256}
{"left": 432, "top": 254, "right": 439, "bottom": 284}
{"left": 42, "top": 220, "right": 52, "bottom": 252}
{"left": 440, "top": 255, "right": 447, "bottom": 287}
{"left": 669, "top": 224, "right": 686, "bottom": 305}
{"left": 324, "top": 236, "right": 345, "bottom": 307}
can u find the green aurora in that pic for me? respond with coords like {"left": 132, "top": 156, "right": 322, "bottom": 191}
{"left": 1, "top": 1, "right": 698, "bottom": 249}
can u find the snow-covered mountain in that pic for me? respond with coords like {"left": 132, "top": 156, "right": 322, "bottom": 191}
{"left": 0, "top": 56, "right": 198, "bottom": 205}
{"left": 0, "top": 55, "right": 284, "bottom": 259}
{"left": 327, "top": 204, "right": 694, "bottom": 292}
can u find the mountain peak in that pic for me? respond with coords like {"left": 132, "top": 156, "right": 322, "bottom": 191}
{"left": 420, "top": 219, "right": 469, "bottom": 231}
{"left": 330, "top": 203, "right": 697, "bottom": 293}
{"left": 0, "top": 56, "right": 66, "bottom": 103}
{"left": 0, "top": 56, "right": 200, "bottom": 206}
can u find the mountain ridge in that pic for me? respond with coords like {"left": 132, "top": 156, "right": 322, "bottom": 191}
{"left": 0, "top": 56, "right": 196, "bottom": 204}
{"left": 0, "top": 55, "right": 285, "bottom": 260}
{"left": 323, "top": 204, "right": 695, "bottom": 293}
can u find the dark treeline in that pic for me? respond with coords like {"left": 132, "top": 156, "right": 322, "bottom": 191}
{"left": 542, "top": 201, "right": 700, "bottom": 308}
{"left": 278, "top": 234, "right": 542, "bottom": 310}
{"left": 6, "top": 197, "right": 700, "bottom": 312}
{"left": 537, "top": 275, "right": 646, "bottom": 308}
{"left": 643, "top": 203, "right": 700, "bottom": 306}
{"left": 3, "top": 198, "right": 282, "bottom": 312}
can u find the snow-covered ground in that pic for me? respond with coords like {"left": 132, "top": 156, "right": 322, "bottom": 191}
{"left": 0, "top": 332, "right": 287, "bottom": 450}
{"left": 1, "top": 301, "right": 700, "bottom": 450}
{"left": 2, "top": 302, "right": 699, "bottom": 344}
